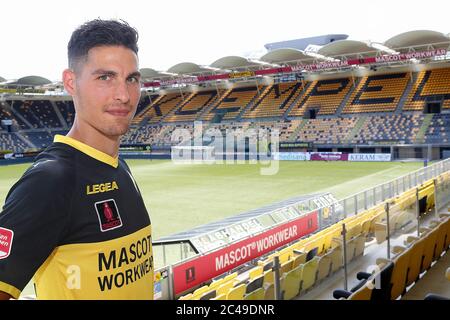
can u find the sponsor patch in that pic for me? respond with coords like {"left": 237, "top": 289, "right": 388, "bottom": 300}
{"left": 0, "top": 227, "right": 14, "bottom": 259}
{"left": 94, "top": 199, "right": 123, "bottom": 232}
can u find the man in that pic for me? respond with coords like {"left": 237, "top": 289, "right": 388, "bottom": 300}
{"left": 0, "top": 19, "right": 153, "bottom": 299}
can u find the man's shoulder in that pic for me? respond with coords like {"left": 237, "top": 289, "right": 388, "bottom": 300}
{"left": 24, "top": 143, "right": 76, "bottom": 184}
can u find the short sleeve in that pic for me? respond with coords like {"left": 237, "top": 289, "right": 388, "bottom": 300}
{"left": 0, "top": 159, "right": 73, "bottom": 298}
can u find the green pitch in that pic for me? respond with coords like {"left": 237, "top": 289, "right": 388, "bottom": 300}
{"left": 1, "top": 160, "right": 422, "bottom": 240}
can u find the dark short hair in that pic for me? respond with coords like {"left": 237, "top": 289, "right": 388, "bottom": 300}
{"left": 68, "top": 19, "right": 139, "bottom": 71}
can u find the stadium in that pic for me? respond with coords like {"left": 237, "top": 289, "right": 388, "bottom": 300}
{"left": 1, "top": 29, "right": 450, "bottom": 301}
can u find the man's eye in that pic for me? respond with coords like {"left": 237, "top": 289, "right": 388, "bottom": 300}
{"left": 127, "top": 77, "right": 139, "bottom": 83}
{"left": 98, "top": 75, "right": 111, "bottom": 81}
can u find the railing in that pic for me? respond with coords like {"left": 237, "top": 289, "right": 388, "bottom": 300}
{"left": 333, "top": 159, "right": 450, "bottom": 223}
{"left": 153, "top": 158, "right": 450, "bottom": 300}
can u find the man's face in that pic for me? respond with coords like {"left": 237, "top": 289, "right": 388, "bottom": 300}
{"left": 68, "top": 45, "right": 141, "bottom": 138}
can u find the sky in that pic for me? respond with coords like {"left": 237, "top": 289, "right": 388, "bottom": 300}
{"left": 1, "top": 0, "right": 449, "bottom": 81}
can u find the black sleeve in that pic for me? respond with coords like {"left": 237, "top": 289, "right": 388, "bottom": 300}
{"left": 0, "top": 160, "right": 73, "bottom": 298}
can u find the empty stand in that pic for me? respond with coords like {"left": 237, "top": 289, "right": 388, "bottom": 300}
{"left": 242, "top": 82, "right": 302, "bottom": 119}
{"left": 404, "top": 68, "right": 450, "bottom": 111}
{"left": 343, "top": 73, "right": 409, "bottom": 113}
{"left": 164, "top": 91, "right": 219, "bottom": 122}
{"left": 202, "top": 86, "right": 261, "bottom": 121}
{"left": 289, "top": 78, "right": 352, "bottom": 117}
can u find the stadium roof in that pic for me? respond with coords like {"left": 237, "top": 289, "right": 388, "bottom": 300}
{"left": 0, "top": 76, "right": 5, "bottom": 82}
{"left": 140, "top": 68, "right": 171, "bottom": 80}
{"left": 259, "top": 48, "right": 313, "bottom": 65}
{"left": 15, "top": 75, "right": 52, "bottom": 86}
{"left": 318, "top": 40, "right": 377, "bottom": 58}
{"left": 167, "top": 62, "right": 213, "bottom": 75}
{"left": 210, "top": 55, "right": 262, "bottom": 70}
{"left": 384, "top": 30, "right": 450, "bottom": 52}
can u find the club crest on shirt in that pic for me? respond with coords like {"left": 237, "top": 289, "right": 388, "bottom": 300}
{"left": 0, "top": 227, "right": 14, "bottom": 259}
{"left": 94, "top": 199, "right": 123, "bottom": 232}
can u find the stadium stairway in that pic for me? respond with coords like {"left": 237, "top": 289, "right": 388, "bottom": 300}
{"left": 283, "top": 82, "right": 312, "bottom": 118}
{"left": 237, "top": 85, "right": 273, "bottom": 120}
{"left": 14, "top": 132, "right": 36, "bottom": 149}
{"left": 196, "top": 88, "right": 233, "bottom": 122}
{"left": 160, "top": 92, "right": 196, "bottom": 123}
{"left": 9, "top": 103, "right": 34, "bottom": 130}
{"left": 335, "top": 78, "right": 361, "bottom": 117}
{"left": 395, "top": 73, "right": 416, "bottom": 114}
{"left": 415, "top": 114, "right": 434, "bottom": 144}
{"left": 50, "top": 101, "right": 69, "bottom": 129}
{"left": 234, "top": 86, "right": 269, "bottom": 121}
{"left": 344, "top": 116, "right": 368, "bottom": 144}
{"left": 288, "top": 118, "right": 308, "bottom": 141}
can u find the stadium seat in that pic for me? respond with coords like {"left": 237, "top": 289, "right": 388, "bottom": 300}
{"left": 377, "top": 245, "right": 411, "bottom": 300}
{"left": 329, "top": 246, "right": 344, "bottom": 273}
{"left": 211, "top": 293, "right": 226, "bottom": 300}
{"left": 403, "top": 235, "right": 426, "bottom": 286}
{"left": 316, "top": 254, "right": 332, "bottom": 283}
{"left": 244, "top": 288, "right": 265, "bottom": 300}
{"left": 419, "top": 226, "right": 439, "bottom": 273}
{"left": 333, "top": 261, "right": 394, "bottom": 300}
{"left": 281, "top": 264, "right": 303, "bottom": 300}
{"left": 249, "top": 266, "right": 264, "bottom": 280}
{"left": 216, "top": 281, "right": 235, "bottom": 296}
{"left": 226, "top": 283, "right": 246, "bottom": 300}
{"left": 299, "top": 256, "right": 320, "bottom": 292}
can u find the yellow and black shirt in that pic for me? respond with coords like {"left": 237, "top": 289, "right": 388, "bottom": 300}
{"left": 0, "top": 135, "right": 153, "bottom": 299}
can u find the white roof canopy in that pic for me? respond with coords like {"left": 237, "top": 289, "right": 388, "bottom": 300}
{"left": 384, "top": 30, "right": 450, "bottom": 51}
{"left": 259, "top": 48, "right": 313, "bottom": 65}
{"left": 210, "top": 56, "right": 261, "bottom": 70}
{"left": 318, "top": 40, "right": 377, "bottom": 58}
{"left": 167, "top": 62, "right": 212, "bottom": 75}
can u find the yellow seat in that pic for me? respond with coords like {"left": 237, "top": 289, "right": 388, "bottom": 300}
{"left": 192, "top": 286, "right": 210, "bottom": 299}
{"left": 211, "top": 293, "right": 226, "bottom": 300}
{"left": 348, "top": 283, "right": 372, "bottom": 300}
{"left": 249, "top": 266, "right": 263, "bottom": 280}
{"left": 353, "top": 234, "right": 366, "bottom": 258}
{"left": 216, "top": 281, "right": 235, "bottom": 296}
{"left": 226, "top": 283, "right": 246, "bottom": 300}
{"left": 244, "top": 288, "right": 265, "bottom": 300}
{"left": 404, "top": 236, "right": 426, "bottom": 287}
{"left": 420, "top": 227, "right": 438, "bottom": 272}
{"left": 316, "top": 254, "right": 332, "bottom": 282}
{"left": 281, "top": 265, "right": 303, "bottom": 300}
{"left": 329, "top": 246, "right": 343, "bottom": 273}
{"left": 300, "top": 256, "right": 320, "bottom": 292}
{"left": 264, "top": 283, "right": 275, "bottom": 300}
{"left": 377, "top": 246, "right": 411, "bottom": 299}
{"left": 263, "top": 269, "right": 274, "bottom": 286}
{"left": 280, "top": 260, "right": 294, "bottom": 275}
{"left": 178, "top": 293, "right": 193, "bottom": 300}
{"left": 433, "top": 220, "right": 448, "bottom": 260}
{"left": 292, "top": 252, "right": 307, "bottom": 268}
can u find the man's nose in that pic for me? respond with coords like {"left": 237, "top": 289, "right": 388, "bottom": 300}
{"left": 114, "top": 81, "right": 130, "bottom": 103}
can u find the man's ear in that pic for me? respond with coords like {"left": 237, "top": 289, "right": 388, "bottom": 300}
{"left": 62, "top": 69, "right": 76, "bottom": 96}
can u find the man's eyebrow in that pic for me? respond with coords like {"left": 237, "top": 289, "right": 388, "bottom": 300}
{"left": 91, "top": 70, "right": 141, "bottom": 79}
{"left": 127, "top": 71, "right": 141, "bottom": 79}
{"left": 92, "top": 69, "right": 117, "bottom": 76}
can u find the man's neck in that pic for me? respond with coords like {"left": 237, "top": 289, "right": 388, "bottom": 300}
{"left": 67, "top": 123, "right": 120, "bottom": 158}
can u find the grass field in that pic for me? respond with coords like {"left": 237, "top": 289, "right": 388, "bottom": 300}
{"left": 1, "top": 160, "right": 423, "bottom": 240}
